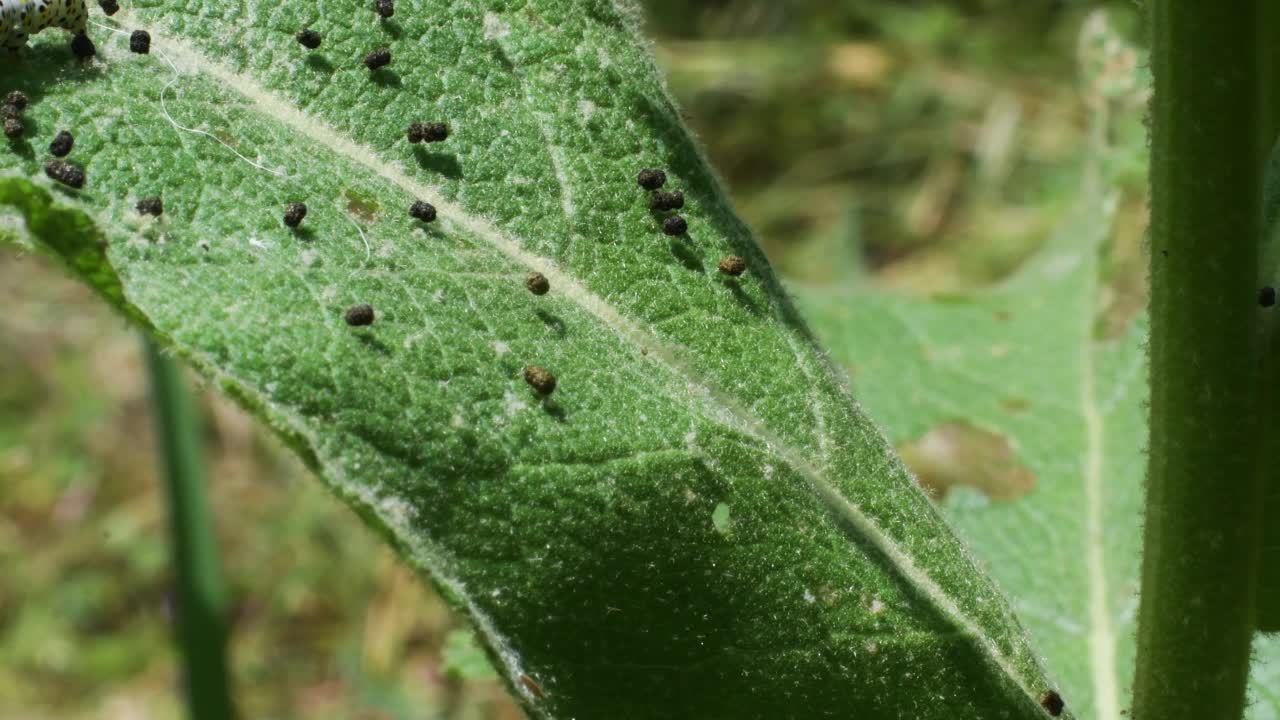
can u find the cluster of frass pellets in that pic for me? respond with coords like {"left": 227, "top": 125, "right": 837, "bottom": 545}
{"left": 12, "top": 0, "right": 753, "bottom": 401}
{"left": 6, "top": 0, "right": 155, "bottom": 191}
{"left": 286, "top": 2, "right": 446, "bottom": 234}
{"left": 293, "top": 0, "right": 399, "bottom": 72}
{"left": 340, "top": 165, "right": 751, "bottom": 400}
{"left": 277, "top": 123, "right": 447, "bottom": 233}
{"left": 296, "top": 1, "right": 562, "bottom": 394}
{"left": 3, "top": 90, "right": 92, "bottom": 190}
{"left": 635, "top": 167, "right": 747, "bottom": 277}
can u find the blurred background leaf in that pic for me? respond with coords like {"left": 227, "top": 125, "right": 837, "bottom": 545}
{"left": 792, "top": 9, "right": 1280, "bottom": 720}
{"left": 0, "top": 1, "right": 1144, "bottom": 717}
{"left": 793, "top": 14, "right": 1148, "bottom": 714}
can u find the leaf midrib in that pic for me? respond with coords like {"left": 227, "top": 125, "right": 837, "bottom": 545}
{"left": 1082, "top": 320, "right": 1121, "bottom": 720}
{"left": 1077, "top": 186, "right": 1122, "bottom": 720}
{"left": 97, "top": 10, "right": 1046, "bottom": 712}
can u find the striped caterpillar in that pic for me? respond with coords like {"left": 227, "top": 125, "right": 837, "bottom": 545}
{"left": 1, "top": 0, "right": 89, "bottom": 52}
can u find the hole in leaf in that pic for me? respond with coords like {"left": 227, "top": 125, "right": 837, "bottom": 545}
{"left": 712, "top": 502, "right": 732, "bottom": 534}
{"left": 896, "top": 420, "right": 1034, "bottom": 501}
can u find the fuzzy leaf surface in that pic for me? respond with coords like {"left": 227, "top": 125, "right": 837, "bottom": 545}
{"left": 0, "top": 1, "right": 1061, "bottom": 717}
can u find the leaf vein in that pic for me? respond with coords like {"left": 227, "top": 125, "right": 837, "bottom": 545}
{"left": 104, "top": 14, "right": 1048, "bottom": 712}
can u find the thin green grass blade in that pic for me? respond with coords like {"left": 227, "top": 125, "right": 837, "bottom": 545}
{"left": 144, "top": 337, "right": 237, "bottom": 720}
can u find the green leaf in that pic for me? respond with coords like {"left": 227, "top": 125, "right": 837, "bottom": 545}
{"left": 797, "top": 12, "right": 1280, "bottom": 719}
{"left": 442, "top": 629, "right": 498, "bottom": 680}
{"left": 800, "top": 168, "right": 1142, "bottom": 720}
{"left": 1, "top": 2, "right": 1062, "bottom": 717}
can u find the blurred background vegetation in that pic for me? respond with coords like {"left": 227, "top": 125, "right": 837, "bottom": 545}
{"left": 0, "top": 1, "right": 1143, "bottom": 718}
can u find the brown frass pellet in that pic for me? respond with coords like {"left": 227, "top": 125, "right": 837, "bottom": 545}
{"left": 523, "top": 365, "right": 557, "bottom": 395}
{"left": 1261, "top": 286, "right": 1276, "bottom": 307}
{"left": 375, "top": 0, "right": 395, "bottom": 18}
{"left": 637, "top": 168, "right": 666, "bottom": 190}
{"left": 409, "top": 201, "right": 437, "bottom": 222}
{"left": 344, "top": 304, "right": 375, "bottom": 326}
{"left": 407, "top": 122, "right": 449, "bottom": 143}
{"left": 649, "top": 190, "right": 684, "bottom": 211}
{"left": 136, "top": 196, "right": 163, "bottom": 216}
{"left": 717, "top": 255, "right": 746, "bottom": 277}
{"left": 44, "top": 160, "right": 85, "bottom": 189}
{"left": 296, "top": 28, "right": 322, "bottom": 49}
{"left": 525, "top": 272, "right": 550, "bottom": 295}
{"left": 1038, "top": 690, "right": 1064, "bottom": 717}
{"left": 49, "top": 130, "right": 74, "bottom": 157}
{"left": 364, "top": 47, "right": 391, "bottom": 70}
{"left": 129, "top": 30, "right": 150, "bottom": 54}
{"left": 98, "top": 0, "right": 120, "bottom": 16}
{"left": 70, "top": 33, "right": 95, "bottom": 58}
{"left": 3, "top": 91, "right": 28, "bottom": 112}
{"left": 3, "top": 117, "right": 22, "bottom": 139}
{"left": 662, "top": 215, "right": 688, "bottom": 236}
{"left": 283, "top": 201, "right": 308, "bottom": 227}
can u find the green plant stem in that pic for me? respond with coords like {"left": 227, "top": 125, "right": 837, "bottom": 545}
{"left": 1260, "top": 1, "right": 1280, "bottom": 154}
{"left": 1255, "top": 299, "right": 1280, "bottom": 635}
{"left": 1133, "top": 3, "right": 1268, "bottom": 718}
{"left": 1254, "top": 0, "right": 1280, "bottom": 635}
{"left": 144, "top": 338, "right": 237, "bottom": 720}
